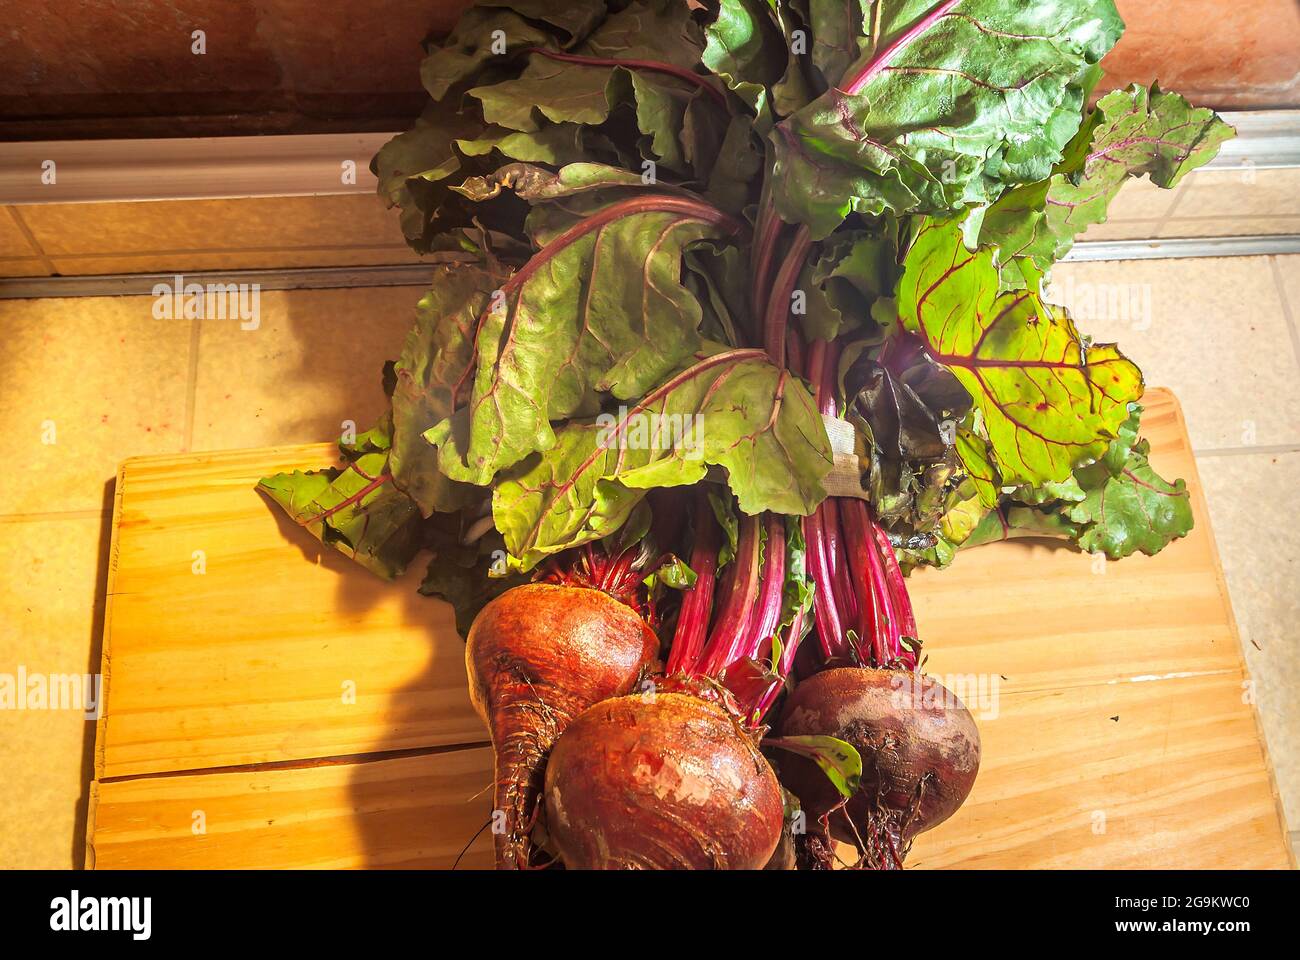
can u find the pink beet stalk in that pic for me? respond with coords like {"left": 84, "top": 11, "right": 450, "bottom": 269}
{"left": 839, "top": 0, "right": 961, "bottom": 96}
{"left": 815, "top": 339, "right": 859, "bottom": 630}
{"left": 698, "top": 514, "right": 784, "bottom": 678}
{"left": 751, "top": 600, "right": 808, "bottom": 724}
{"left": 872, "top": 520, "right": 918, "bottom": 668}
{"left": 693, "top": 514, "right": 761, "bottom": 674}
{"left": 762, "top": 226, "right": 813, "bottom": 366}
{"left": 802, "top": 339, "right": 847, "bottom": 659}
{"left": 840, "top": 498, "right": 886, "bottom": 665}
{"left": 667, "top": 490, "right": 723, "bottom": 676}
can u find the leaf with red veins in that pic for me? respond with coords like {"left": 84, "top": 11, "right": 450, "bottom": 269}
{"left": 769, "top": 0, "right": 1125, "bottom": 237}
{"left": 258, "top": 448, "right": 422, "bottom": 581}
{"left": 1066, "top": 438, "right": 1193, "bottom": 559}
{"left": 425, "top": 192, "right": 743, "bottom": 487}
{"left": 980, "top": 83, "right": 1234, "bottom": 270}
{"left": 491, "top": 347, "right": 833, "bottom": 571}
{"left": 898, "top": 218, "right": 1142, "bottom": 487}
{"left": 389, "top": 262, "right": 506, "bottom": 516}
{"left": 954, "top": 424, "right": 1000, "bottom": 508}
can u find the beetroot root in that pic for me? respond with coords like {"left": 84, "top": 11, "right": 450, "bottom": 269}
{"left": 779, "top": 667, "right": 980, "bottom": 867}
{"left": 544, "top": 692, "right": 785, "bottom": 869}
{"left": 465, "top": 583, "right": 659, "bottom": 869}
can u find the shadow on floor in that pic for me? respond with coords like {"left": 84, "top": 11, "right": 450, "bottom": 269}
{"left": 73, "top": 476, "right": 116, "bottom": 869}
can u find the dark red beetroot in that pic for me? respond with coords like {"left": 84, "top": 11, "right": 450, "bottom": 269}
{"left": 544, "top": 692, "right": 785, "bottom": 869}
{"left": 779, "top": 667, "right": 980, "bottom": 868}
{"left": 466, "top": 583, "right": 658, "bottom": 869}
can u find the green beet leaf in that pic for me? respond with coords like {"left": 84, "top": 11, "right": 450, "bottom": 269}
{"left": 425, "top": 187, "right": 743, "bottom": 488}
{"left": 769, "top": 0, "right": 1124, "bottom": 237}
{"left": 418, "top": 525, "right": 527, "bottom": 637}
{"left": 765, "top": 735, "right": 863, "bottom": 799}
{"left": 419, "top": 1, "right": 606, "bottom": 102}
{"left": 491, "top": 347, "right": 832, "bottom": 569}
{"left": 467, "top": 1, "right": 724, "bottom": 177}
{"left": 258, "top": 448, "right": 423, "bottom": 580}
{"left": 980, "top": 83, "right": 1234, "bottom": 271}
{"left": 897, "top": 218, "right": 1142, "bottom": 487}
{"left": 371, "top": 105, "right": 485, "bottom": 248}
{"left": 702, "top": 0, "right": 796, "bottom": 125}
{"left": 389, "top": 263, "right": 507, "bottom": 516}
{"left": 1066, "top": 438, "right": 1193, "bottom": 559}
{"left": 807, "top": 0, "right": 872, "bottom": 89}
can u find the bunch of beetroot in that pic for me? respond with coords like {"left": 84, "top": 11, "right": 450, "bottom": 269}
{"left": 464, "top": 322, "right": 981, "bottom": 870}
{"left": 468, "top": 486, "right": 980, "bottom": 870}
{"left": 259, "top": 1, "right": 1229, "bottom": 869}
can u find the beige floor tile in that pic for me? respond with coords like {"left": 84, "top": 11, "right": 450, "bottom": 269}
{"left": 1078, "top": 218, "right": 1162, "bottom": 242}
{"left": 48, "top": 245, "right": 424, "bottom": 276}
{"left": 1048, "top": 256, "right": 1300, "bottom": 450}
{"left": 190, "top": 286, "right": 424, "bottom": 451}
{"left": 1172, "top": 167, "right": 1300, "bottom": 220}
{"left": 18, "top": 194, "right": 407, "bottom": 257}
{"left": 1, "top": 208, "right": 39, "bottom": 258}
{"left": 0, "top": 257, "right": 53, "bottom": 278}
{"left": 0, "top": 295, "right": 192, "bottom": 514}
{"left": 1197, "top": 451, "right": 1300, "bottom": 830}
{"left": 1268, "top": 253, "right": 1300, "bottom": 319}
{"left": 1158, "top": 216, "right": 1300, "bottom": 239}
{"left": 1102, "top": 175, "right": 1186, "bottom": 222}
{"left": 0, "top": 516, "right": 109, "bottom": 868}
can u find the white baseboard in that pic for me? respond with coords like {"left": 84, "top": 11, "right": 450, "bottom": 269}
{"left": 1, "top": 109, "right": 1296, "bottom": 206}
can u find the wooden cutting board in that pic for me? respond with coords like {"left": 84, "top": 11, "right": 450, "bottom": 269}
{"left": 85, "top": 389, "right": 1294, "bottom": 869}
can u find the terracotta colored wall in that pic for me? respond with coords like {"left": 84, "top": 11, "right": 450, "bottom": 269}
{"left": 0, "top": 0, "right": 476, "bottom": 137}
{"left": 1, "top": 0, "right": 1296, "bottom": 139}
{"left": 1101, "top": 0, "right": 1300, "bottom": 108}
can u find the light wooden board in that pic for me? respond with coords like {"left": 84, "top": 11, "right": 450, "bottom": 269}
{"left": 89, "top": 748, "right": 494, "bottom": 869}
{"left": 86, "top": 389, "right": 1294, "bottom": 869}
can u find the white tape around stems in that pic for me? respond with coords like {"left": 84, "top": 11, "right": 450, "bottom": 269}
{"left": 821, "top": 414, "right": 869, "bottom": 499}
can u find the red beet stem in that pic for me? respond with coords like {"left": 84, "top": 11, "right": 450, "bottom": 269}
{"left": 524, "top": 47, "right": 728, "bottom": 109}
{"left": 700, "top": 513, "right": 786, "bottom": 676}
{"left": 762, "top": 225, "right": 813, "bottom": 366}
{"left": 751, "top": 602, "right": 807, "bottom": 723}
{"left": 696, "top": 513, "right": 762, "bottom": 675}
{"left": 871, "top": 519, "right": 918, "bottom": 667}
{"left": 840, "top": 498, "right": 886, "bottom": 665}
{"left": 666, "top": 490, "right": 722, "bottom": 676}
{"left": 751, "top": 203, "right": 784, "bottom": 328}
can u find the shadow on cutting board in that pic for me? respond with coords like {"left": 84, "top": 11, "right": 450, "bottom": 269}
{"left": 260, "top": 494, "right": 496, "bottom": 868}
{"left": 336, "top": 558, "right": 496, "bottom": 869}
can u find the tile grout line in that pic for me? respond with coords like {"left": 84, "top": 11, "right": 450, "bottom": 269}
{"left": 5, "top": 206, "right": 58, "bottom": 275}
{"left": 182, "top": 317, "right": 201, "bottom": 454}
{"left": 1195, "top": 443, "right": 1300, "bottom": 458}
{"left": 1267, "top": 254, "right": 1300, "bottom": 374}
{"left": 1164, "top": 213, "right": 1300, "bottom": 223}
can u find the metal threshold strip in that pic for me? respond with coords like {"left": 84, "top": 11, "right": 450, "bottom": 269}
{"left": 1062, "top": 234, "right": 1300, "bottom": 261}
{"left": 2, "top": 235, "right": 1298, "bottom": 300}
